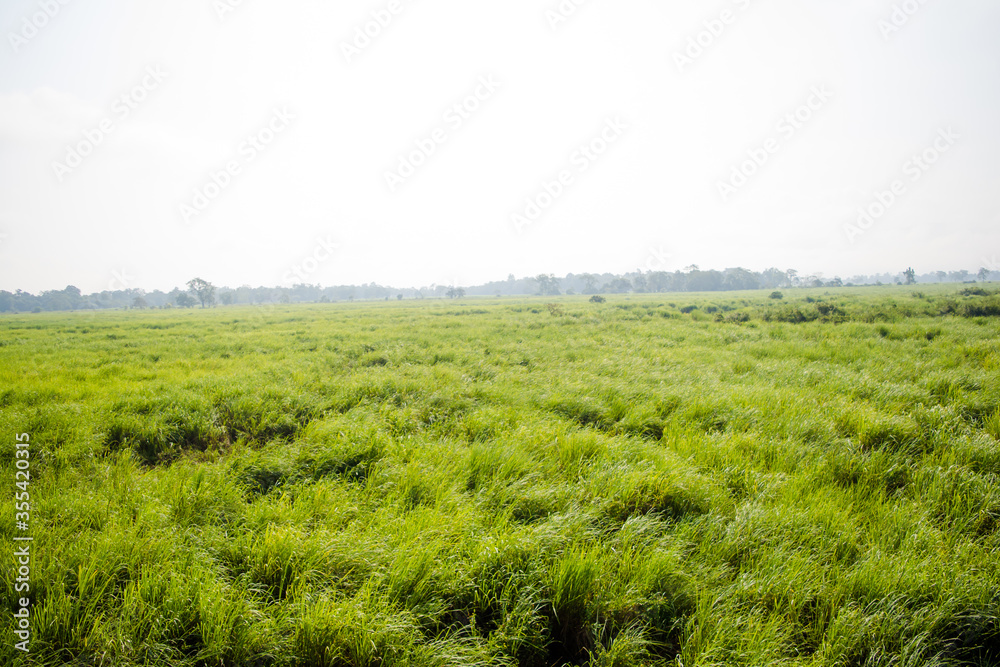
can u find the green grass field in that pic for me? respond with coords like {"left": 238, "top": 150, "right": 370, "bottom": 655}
{"left": 2, "top": 285, "right": 999, "bottom": 666}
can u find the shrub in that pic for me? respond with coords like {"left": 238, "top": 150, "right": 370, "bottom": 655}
{"left": 762, "top": 306, "right": 815, "bottom": 323}
{"left": 961, "top": 297, "right": 1000, "bottom": 317}
{"left": 815, "top": 302, "right": 847, "bottom": 322}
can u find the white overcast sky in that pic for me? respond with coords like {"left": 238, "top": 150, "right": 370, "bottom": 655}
{"left": 1, "top": 0, "right": 998, "bottom": 293}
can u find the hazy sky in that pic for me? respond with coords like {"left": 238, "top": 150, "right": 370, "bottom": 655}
{"left": 1, "top": 0, "right": 998, "bottom": 293}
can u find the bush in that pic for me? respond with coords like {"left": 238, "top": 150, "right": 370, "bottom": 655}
{"left": 815, "top": 302, "right": 847, "bottom": 321}
{"left": 769, "top": 291, "right": 784, "bottom": 300}
{"left": 589, "top": 295, "right": 606, "bottom": 303}
{"left": 762, "top": 306, "right": 816, "bottom": 323}
{"left": 961, "top": 297, "right": 1000, "bottom": 317}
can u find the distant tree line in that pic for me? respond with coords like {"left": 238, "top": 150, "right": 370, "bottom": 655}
{"left": 472, "top": 266, "right": 996, "bottom": 297}
{"left": 1, "top": 266, "right": 996, "bottom": 313}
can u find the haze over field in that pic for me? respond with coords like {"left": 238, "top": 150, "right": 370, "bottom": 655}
{"left": 1, "top": 0, "right": 998, "bottom": 293}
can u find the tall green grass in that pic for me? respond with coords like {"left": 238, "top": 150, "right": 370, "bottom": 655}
{"left": 1, "top": 285, "right": 998, "bottom": 665}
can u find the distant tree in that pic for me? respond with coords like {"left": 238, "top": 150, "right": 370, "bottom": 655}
{"left": 605, "top": 277, "right": 633, "bottom": 293}
{"left": 132, "top": 296, "right": 147, "bottom": 310}
{"left": 446, "top": 287, "right": 466, "bottom": 299}
{"left": 219, "top": 291, "right": 234, "bottom": 306}
{"left": 761, "top": 268, "right": 788, "bottom": 289}
{"left": 186, "top": 278, "right": 216, "bottom": 308}
{"left": 826, "top": 277, "right": 843, "bottom": 287}
{"left": 63, "top": 285, "right": 84, "bottom": 309}
{"left": 41, "top": 286, "right": 79, "bottom": 311}
{"left": 589, "top": 295, "right": 606, "bottom": 303}
{"left": 951, "top": 270, "right": 969, "bottom": 283}
{"left": 145, "top": 290, "right": 168, "bottom": 308}
{"left": 935, "top": 270, "right": 947, "bottom": 283}
{"left": 978, "top": 267, "right": 989, "bottom": 282}
{"left": 903, "top": 267, "right": 916, "bottom": 285}
{"left": 647, "top": 271, "right": 672, "bottom": 292}
{"left": 534, "top": 274, "right": 560, "bottom": 296}
{"left": 397, "top": 294, "right": 403, "bottom": 300}
{"left": 175, "top": 293, "right": 196, "bottom": 308}
{"left": 578, "top": 273, "right": 599, "bottom": 294}
{"left": 686, "top": 270, "right": 724, "bottom": 292}
{"left": 722, "top": 267, "right": 760, "bottom": 291}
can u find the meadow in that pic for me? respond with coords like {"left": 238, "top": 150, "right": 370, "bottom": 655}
{"left": 1, "top": 284, "right": 999, "bottom": 666}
